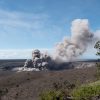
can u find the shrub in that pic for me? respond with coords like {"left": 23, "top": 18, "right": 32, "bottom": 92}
{"left": 72, "top": 81, "right": 100, "bottom": 100}
{"left": 40, "top": 81, "right": 75, "bottom": 100}
{"left": 94, "top": 41, "right": 100, "bottom": 56}
{"left": 40, "top": 90, "right": 64, "bottom": 100}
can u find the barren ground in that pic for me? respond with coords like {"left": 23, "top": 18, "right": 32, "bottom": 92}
{"left": 0, "top": 67, "right": 97, "bottom": 100}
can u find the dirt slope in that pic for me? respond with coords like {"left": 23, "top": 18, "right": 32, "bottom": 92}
{"left": 0, "top": 67, "right": 97, "bottom": 100}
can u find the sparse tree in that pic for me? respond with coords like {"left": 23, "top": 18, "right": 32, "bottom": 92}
{"left": 94, "top": 41, "right": 100, "bottom": 56}
{"left": 94, "top": 41, "right": 100, "bottom": 79}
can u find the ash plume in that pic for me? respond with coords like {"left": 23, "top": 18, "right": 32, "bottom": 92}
{"left": 53, "top": 19, "right": 99, "bottom": 62}
{"left": 13, "top": 19, "right": 100, "bottom": 72}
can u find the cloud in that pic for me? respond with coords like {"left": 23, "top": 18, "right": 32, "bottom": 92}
{"left": 0, "top": 9, "right": 50, "bottom": 36}
{"left": 0, "top": 49, "right": 32, "bottom": 59}
{"left": 0, "top": 9, "right": 64, "bottom": 43}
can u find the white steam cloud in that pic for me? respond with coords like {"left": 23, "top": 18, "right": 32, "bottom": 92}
{"left": 53, "top": 19, "right": 99, "bottom": 62}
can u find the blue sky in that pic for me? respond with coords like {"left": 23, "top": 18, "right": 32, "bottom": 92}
{"left": 0, "top": 0, "right": 100, "bottom": 59}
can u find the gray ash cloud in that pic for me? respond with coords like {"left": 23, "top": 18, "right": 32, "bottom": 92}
{"left": 23, "top": 19, "right": 100, "bottom": 70}
{"left": 53, "top": 19, "right": 99, "bottom": 62}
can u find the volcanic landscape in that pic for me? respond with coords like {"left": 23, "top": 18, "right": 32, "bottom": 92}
{"left": 0, "top": 59, "right": 99, "bottom": 100}
{"left": 0, "top": 19, "right": 100, "bottom": 100}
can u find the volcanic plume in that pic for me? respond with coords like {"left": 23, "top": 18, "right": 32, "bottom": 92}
{"left": 11, "top": 19, "right": 100, "bottom": 72}
{"left": 53, "top": 19, "right": 99, "bottom": 62}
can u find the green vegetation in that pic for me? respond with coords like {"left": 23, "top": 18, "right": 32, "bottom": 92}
{"left": 40, "top": 81, "right": 100, "bottom": 100}
{"left": 40, "top": 81, "right": 75, "bottom": 100}
{"left": 94, "top": 41, "right": 100, "bottom": 56}
{"left": 72, "top": 81, "right": 100, "bottom": 100}
{"left": 40, "top": 90, "right": 64, "bottom": 100}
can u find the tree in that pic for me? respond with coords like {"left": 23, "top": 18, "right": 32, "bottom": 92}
{"left": 94, "top": 41, "right": 100, "bottom": 56}
{"left": 94, "top": 41, "right": 100, "bottom": 79}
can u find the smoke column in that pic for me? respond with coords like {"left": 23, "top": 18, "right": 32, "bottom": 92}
{"left": 12, "top": 19, "right": 100, "bottom": 72}
{"left": 53, "top": 19, "right": 99, "bottom": 62}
